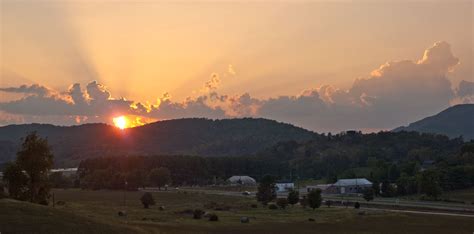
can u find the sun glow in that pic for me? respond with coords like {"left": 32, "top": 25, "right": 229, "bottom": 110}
{"left": 113, "top": 116, "right": 127, "bottom": 129}
{"left": 112, "top": 115, "right": 156, "bottom": 129}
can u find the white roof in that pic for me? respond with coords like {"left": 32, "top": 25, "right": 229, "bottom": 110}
{"left": 50, "top": 168, "right": 78, "bottom": 173}
{"left": 333, "top": 178, "right": 372, "bottom": 186}
{"left": 227, "top": 175, "right": 256, "bottom": 184}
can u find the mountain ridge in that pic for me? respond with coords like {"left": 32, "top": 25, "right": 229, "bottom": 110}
{"left": 394, "top": 104, "right": 474, "bottom": 140}
{"left": 0, "top": 118, "right": 316, "bottom": 166}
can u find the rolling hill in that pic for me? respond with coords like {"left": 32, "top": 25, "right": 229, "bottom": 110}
{"left": 0, "top": 118, "right": 316, "bottom": 166}
{"left": 394, "top": 104, "right": 474, "bottom": 140}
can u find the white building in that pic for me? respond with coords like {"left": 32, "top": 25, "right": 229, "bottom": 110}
{"left": 227, "top": 175, "right": 256, "bottom": 185}
{"left": 275, "top": 180, "right": 294, "bottom": 192}
{"left": 50, "top": 168, "right": 78, "bottom": 177}
{"left": 332, "top": 178, "right": 372, "bottom": 194}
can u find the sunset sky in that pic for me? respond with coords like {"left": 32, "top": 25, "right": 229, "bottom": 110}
{"left": 1, "top": 0, "right": 473, "bottom": 132}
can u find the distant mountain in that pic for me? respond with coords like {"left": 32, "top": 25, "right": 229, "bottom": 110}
{"left": 394, "top": 104, "right": 474, "bottom": 140}
{"left": 0, "top": 118, "right": 316, "bottom": 166}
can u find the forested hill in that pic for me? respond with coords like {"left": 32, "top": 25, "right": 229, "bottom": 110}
{"left": 0, "top": 118, "right": 316, "bottom": 166}
{"left": 394, "top": 104, "right": 474, "bottom": 140}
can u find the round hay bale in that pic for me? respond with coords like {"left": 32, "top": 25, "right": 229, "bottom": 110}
{"left": 240, "top": 216, "right": 250, "bottom": 223}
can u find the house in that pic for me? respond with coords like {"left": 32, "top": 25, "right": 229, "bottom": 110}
{"left": 227, "top": 175, "right": 256, "bottom": 185}
{"left": 306, "top": 184, "right": 332, "bottom": 193}
{"left": 275, "top": 180, "right": 294, "bottom": 192}
{"left": 331, "top": 178, "right": 372, "bottom": 194}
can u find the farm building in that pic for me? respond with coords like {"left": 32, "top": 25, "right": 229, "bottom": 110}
{"left": 50, "top": 168, "right": 78, "bottom": 177}
{"left": 306, "top": 184, "right": 332, "bottom": 193}
{"left": 275, "top": 180, "right": 294, "bottom": 192}
{"left": 227, "top": 175, "right": 256, "bottom": 185}
{"left": 331, "top": 178, "right": 372, "bottom": 194}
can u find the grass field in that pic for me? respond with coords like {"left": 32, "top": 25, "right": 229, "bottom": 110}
{"left": 443, "top": 188, "right": 474, "bottom": 203}
{"left": 1, "top": 189, "right": 473, "bottom": 233}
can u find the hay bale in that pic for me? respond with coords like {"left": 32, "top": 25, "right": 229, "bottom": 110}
{"left": 118, "top": 211, "right": 127, "bottom": 217}
{"left": 56, "top": 200, "right": 66, "bottom": 206}
{"left": 208, "top": 213, "right": 219, "bottom": 221}
{"left": 240, "top": 216, "right": 250, "bottom": 223}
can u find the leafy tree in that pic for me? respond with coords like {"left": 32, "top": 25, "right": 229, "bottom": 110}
{"left": 256, "top": 175, "right": 276, "bottom": 205}
{"left": 140, "top": 192, "right": 155, "bottom": 208}
{"left": 276, "top": 198, "right": 289, "bottom": 209}
{"left": 287, "top": 189, "right": 299, "bottom": 206}
{"left": 418, "top": 170, "right": 442, "bottom": 199}
{"left": 16, "top": 132, "right": 54, "bottom": 203}
{"left": 126, "top": 170, "right": 147, "bottom": 190}
{"left": 3, "top": 162, "right": 28, "bottom": 200}
{"left": 307, "top": 189, "right": 322, "bottom": 210}
{"left": 380, "top": 181, "right": 396, "bottom": 197}
{"left": 396, "top": 174, "right": 418, "bottom": 195}
{"left": 149, "top": 167, "right": 172, "bottom": 190}
{"left": 363, "top": 188, "right": 374, "bottom": 202}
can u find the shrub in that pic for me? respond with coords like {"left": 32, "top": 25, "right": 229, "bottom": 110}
{"left": 308, "top": 189, "right": 322, "bottom": 210}
{"left": 268, "top": 204, "right": 278, "bottom": 209}
{"left": 208, "top": 213, "right": 219, "bottom": 221}
{"left": 140, "top": 192, "right": 155, "bottom": 209}
{"left": 308, "top": 218, "right": 315, "bottom": 222}
{"left": 354, "top": 202, "right": 360, "bottom": 209}
{"left": 276, "top": 198, "right": 289, "bottom": 209}
{"left": 193, "top": 209, "right": 204, "bottom": 219}
{"left": 325, "top": 200, "right": 332, "bottom": 207}
{"left": 287, "top": 189, "right": 299, "bottom": 206}
{"left": 250, "top": 204, "right": 258, "bottom": 208}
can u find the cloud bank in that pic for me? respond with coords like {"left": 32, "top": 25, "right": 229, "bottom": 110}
{"left": 1, "top": 42, "right": 472, "bottom": 132}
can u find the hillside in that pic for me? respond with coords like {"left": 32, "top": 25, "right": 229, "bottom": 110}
{"left": 394, "top": 104, "right": 474, "bottom": 140}
{"left": 0, "top": 118, "right": 316, "bottom": 166}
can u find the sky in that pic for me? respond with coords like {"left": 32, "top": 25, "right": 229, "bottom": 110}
{"left": 1, "top": 0, "right": 473, "bottom": 133}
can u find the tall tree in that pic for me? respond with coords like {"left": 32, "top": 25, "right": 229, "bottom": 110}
{"left": 149, "top": 167, "right": 172, "bottom": 190}
{"left": 256, "top": 175, "right": 276, "bottom": 205}
{"left": 307, "top": 189, "right": 322, "bottom": 210}
{"left": 16, "top": 132, "right": 54, "bottom": 203}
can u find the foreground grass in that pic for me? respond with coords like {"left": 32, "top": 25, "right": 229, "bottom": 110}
{"left": 1, "top": 189, "right": 473, "bottom": 233}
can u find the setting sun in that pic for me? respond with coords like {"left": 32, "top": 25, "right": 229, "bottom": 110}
{"left": 113, "top": 116, "right": 127, "bottom": 129}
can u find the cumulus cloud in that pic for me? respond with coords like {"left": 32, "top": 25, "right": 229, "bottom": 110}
{"left": 0, "top": 42, "right": 472, "bottom": 131}
{"left": 0, "top": 84, "right": 53, "bottom": 97}
{"left": 454, "top": 80, "right": 474, "bottom": 103}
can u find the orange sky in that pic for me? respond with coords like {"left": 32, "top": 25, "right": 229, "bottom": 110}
{"left": 0, "top": 0, "right": 473, "bottom": 132}
{"left": 2, "top": 0, "right": 472, "bottom": 103}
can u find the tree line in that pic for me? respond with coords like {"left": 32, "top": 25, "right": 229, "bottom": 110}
{"left": 77, "top": 131, "right": 473, "bottom": 200}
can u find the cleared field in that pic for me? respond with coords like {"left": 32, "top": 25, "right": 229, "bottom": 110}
{"left": 1, "top": 189, "right": 473, "bottom": 234}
